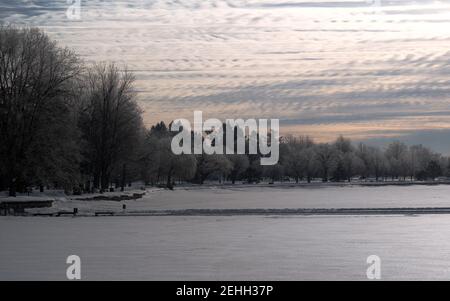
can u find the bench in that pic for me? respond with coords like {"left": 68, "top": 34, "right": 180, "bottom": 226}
{"left": 95, "top": 211, "right": 115, "bottom": 216}
{"left": 33, "top": 213, "right": 55, "bottom": 217}
{"left": 56, "top": 208, "right": 78, "bottom": 216}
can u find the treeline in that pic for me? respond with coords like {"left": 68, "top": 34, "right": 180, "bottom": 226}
{"left": 144, "top": 125, "right": 449, "bottom": 186}
{"left": 1, "top": 26, "right": 449, "bottom": 196}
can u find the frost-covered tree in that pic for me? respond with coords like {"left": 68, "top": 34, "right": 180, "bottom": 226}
{"left": 385, "top": 141, "right": 409, "bottom": 180}
{"left": 283, "top": 135, "right": 316, "bottom": 183}
{"left": 314, "top": 143, "right": 336, "bottom": 182}
{"left": 195, "top": 154, "right": 232, "bottom": 184}
{"left": 0, "top": 26, "right": 82, "bottom": 195}
{"left": 139, "top": 126, "right": 197, "bottom": 188}
{"left": 407, "top": 145, "right": 433, "bottom": 181}
{"left": 78, "top": 63, "right": 143, "bottom": 192}
{"left": 227, "top": 155, "right": 249, "bottom": 184}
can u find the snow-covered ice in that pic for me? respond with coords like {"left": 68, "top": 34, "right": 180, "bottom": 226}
{"left": 35, "top": 184, "right": 450, "bottom": 214}
{"left": 142, "top": 184, "right": 450, "bottom": 210}
{"left": 3, "top": 185, "right": 450, "bottom": 280}
{"left": 2, "top": 214, "right": 450, "bottom": 280}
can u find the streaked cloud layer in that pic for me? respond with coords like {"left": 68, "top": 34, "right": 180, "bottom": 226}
{"left": 3, "top": 0, "right": 450, "bottom": 149}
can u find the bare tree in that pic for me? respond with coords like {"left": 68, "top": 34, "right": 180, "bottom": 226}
{"left": 385, "top": 141, "right": 409, "bottom": 180}
{"left": 195, "top": 154, "right": 232, "bottom": 184}
{"left": 314, "top": 143, "right": 336, "bottom": 182}
{"left": 0, "top": 26, "right": 81, "bottom": 195}
{"left": 227, "top": 155, "right": 249, "bottom": 184}
{"left": 368, "top": 146, "right": 388, "bottom": 181}
{"left": 158, "top": 136, "right": 196, "bottom": 188}
{"left": 283, "top": 135, "right": 316, "bottom": 183}
{"left": 79, "top": 63, "right": 143, "bottom": 192}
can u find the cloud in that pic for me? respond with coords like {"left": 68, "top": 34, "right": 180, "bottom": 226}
{"left": 358, "top": 129, "right": 450, "bottom": 155}
{"left": 4, "top": 0, "right": 450, "bottom": 151}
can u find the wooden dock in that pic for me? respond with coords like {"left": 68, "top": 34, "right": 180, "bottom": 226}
{"left": 0, "top": 199, "right": 54, "bottom": 215}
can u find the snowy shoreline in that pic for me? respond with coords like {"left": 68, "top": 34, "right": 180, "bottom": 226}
{"left": 2, "top": 180, "right": 450, "bottom": 201}
{"left": 3, "top": 183, "right": 450, "bottom": 217}
{"left": 15, "top": 207, "right": 450, "bottom": 217}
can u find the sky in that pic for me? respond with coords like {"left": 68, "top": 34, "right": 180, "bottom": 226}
{"left": 2, "top": 0, "right": 450, "bottom": 152}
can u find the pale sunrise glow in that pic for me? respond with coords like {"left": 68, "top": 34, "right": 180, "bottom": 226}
{"left": 3, "top": 0, "right": 450, "bottom": 151}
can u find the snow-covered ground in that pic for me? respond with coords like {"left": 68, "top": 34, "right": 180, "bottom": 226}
{"left": 2, "top": 214, "right": 450, "bottom": 280}
{"left": 31, "top": 184, "right": 450, "bottom": 214}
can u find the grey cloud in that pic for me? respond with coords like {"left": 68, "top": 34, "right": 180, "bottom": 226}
{"left": 281, "top": 111, "right": 450, "bottom": 126}
{"left": 5, "top": 0, "right": 450, "bottom": 152}
{"left": 0, "top": 0, "right": 65, "bottom": 19}
{"left": 358, "top": 129, "right": 450, "bottom": 155}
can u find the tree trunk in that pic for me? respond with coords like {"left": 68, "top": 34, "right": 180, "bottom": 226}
{"left": 8, "top": 178, "right": 16, "bottom": 197}
{"left": 166, "top": 170, "right": 173, "bottom": 190}
{"left": 100, "top": 171, "right": 109, "bottom": 193}
{"left": 93, "top": 173, "right": 100, "bottom": 190}
{"left": 120, "top": 163, "right": 126, "bottom": 192}
{"left": 322, "top": 167, "right": 328, "bottom": 182}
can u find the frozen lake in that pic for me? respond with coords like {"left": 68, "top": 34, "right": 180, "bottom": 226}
{"left": 3, "top": 185, "right": 450, "bottom": 280}
{"left": 144, "top": 184, "right": 450, "bottom": 209}
{"left": 2, "top": 214, "right": 450, "bottom": 280}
